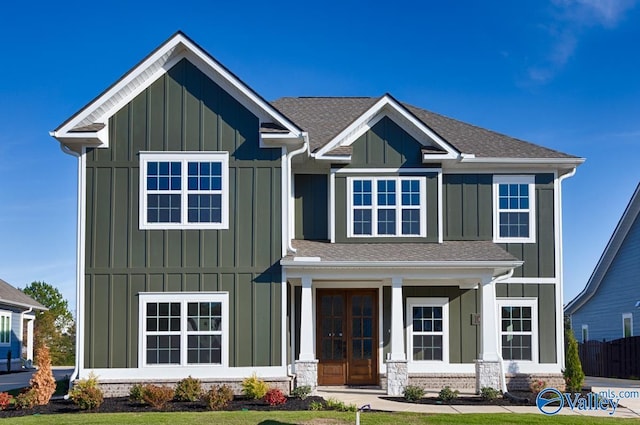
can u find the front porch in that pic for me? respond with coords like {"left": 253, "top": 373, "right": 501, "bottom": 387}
{"left": 282, "top": 241, "right": 525, "bottom": 396}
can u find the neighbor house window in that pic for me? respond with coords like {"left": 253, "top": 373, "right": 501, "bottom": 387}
{"left": 139, "top": 152, "right": 229, "bottom": 229}
{"left": 581, "top": 324, "right": 589, "bottom": 343}
{"left": 493, "top": 175, "right": 536, "bottom": 243}
{"left": 140, "top": 293, "right": 228, "bottom": 367}
{"left": 406, "top": 298, "right": 448, "bottom": 362}
{"left": 497, "top": 299, "right": 537, "bottom": 362}
{"left": 623, "top": 313, "right": 633, "bottom": 338}
{"left": 348, "top": 177, "right": 426, "bottom": 237}
{"left": 0, "top": 312, "right": 10, "bottom": 345}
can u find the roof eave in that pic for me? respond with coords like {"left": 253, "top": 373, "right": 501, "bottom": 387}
{"left": 0, "top": 299, "right": 48, "bottom": 311}
{"left": 280, "top": 259, "right": 523, "bottom": 269}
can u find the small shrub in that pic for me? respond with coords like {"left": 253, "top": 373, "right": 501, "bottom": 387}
{"left": 174, "top": 376, "right": 203, "bottom": 402}
{"left": 324, "top": 397, "right": 356, "bottom": 412}
{"left": 204, "top": 385, "right": 234, "bottom": 411}
{"left": 403, "top": 385, "right": 425, "bottom": 402}
{"left": 0, "top": 392, "right": 13, "bottom": 410}
{"left": 15, "top": 389, "right": 37, "bottom": 409}
{"left": 291, "top": 385, "right": 312, "bottom": 400}
{"left": 563, "top": 329, "right": 585, "bottom": 393}
{"left": 263, "top": 388, "right": 287, "bottom": 406}
{"left": 142, "top": 384, "right": 175, "bottom": 409}
{"left": 129, "top": 383, "right": 145, "bottom": 403}
{"left": 438, "top": 386, "right": 459, "bottom": 402}
{"left": 309, "top": 400, "right": 324, "bottom": 411}
{"left": 69, "top": 373, "right": 104, "bottom": 410}
{"left": 529, "top": 379, "right": 547, "bottom": 396}
{"left": 30, "top": 345, "right": 56, "bottom": 405}
{"left": 480, "top": 387, "right": 501, "bottom": 400}
{"left": 241, "top": 373, "right": 269, "bottom": 400}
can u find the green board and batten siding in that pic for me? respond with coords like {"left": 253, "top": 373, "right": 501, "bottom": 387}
{"left": 84, "top": 58, "right": 283, "bottom": 369}
{"left": 332, "top": 117, "right": 439, "bottom": 243}
{"left": 442, "top": 173, "right": 556, "bottom": 278}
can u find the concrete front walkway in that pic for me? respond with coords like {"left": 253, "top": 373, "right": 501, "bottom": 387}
{"left": 316, "top": 386, "right": 640, "bottom": 418}
{"left": 586, "top": 376, "right": 640, "bottom": 415}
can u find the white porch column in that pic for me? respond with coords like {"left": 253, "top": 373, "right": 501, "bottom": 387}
{"left": 26, "top": 317, "right": 34, "bottom": 364}
{"left": 476, "top": 276, "right": 502, "bottom": 392}
{"left": 387, "top": 277, "right": 408, "bottom": 396}
{"left": 389, "top": 277, "right": 406, "bottom": 360}
{"left": 298, "top": 276, "right": 315, "bottom": 361}
{"left": 479, "top": 276, "right": 499, "bottom": 361}
{"left": 295, "top": 276, "right": 318, "bottom": 391}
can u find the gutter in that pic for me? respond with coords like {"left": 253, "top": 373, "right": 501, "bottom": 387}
{"left": 285, "top": 133, "right": 309, "bottom": 254}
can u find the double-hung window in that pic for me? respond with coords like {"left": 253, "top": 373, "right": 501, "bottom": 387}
{"left": 622, "top": 313, "right": 633, "bottom": 338}
{"left": 140, "top": 293, "right": 228, "bottom": 367}
{"left": 348, "top": 176, "right": 426, "bottom": 237}
{"left": 497, "top": 299, "right": 537, "bottom": 362}
{"left": 139, "top": 152, "right": 229, "bottom": 229}
{"left": 0, "top": 312, "right": 10, "bottom": 345}
{"left": 406, "top": 298, "right": 448, "bottom": 362}
{"left": 493, "top": 175, "right": 536, "bottom": 243}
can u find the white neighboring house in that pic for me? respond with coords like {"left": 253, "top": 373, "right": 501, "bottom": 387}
{"left": 0, "top": 279, "right": 47, "bottom": 370}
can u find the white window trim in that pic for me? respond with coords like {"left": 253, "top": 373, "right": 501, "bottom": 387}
{"left": 493, "top": 175, "right": 536, "bottom": 243}
{"left": 496, "top": 298, "right": 538, "bottom": 363}
{"left": 622, "top": 313, "right": 633, "bottom": 338}
{"left": 581, "top": 324, "right": 589, "bottom": 343}
{"left": 0, "top": 311, "right": 10, "bottom": 346}
{"left": 139, "top": 151, "right": 229, "bottom": 230}
{"left": 406, "top": 297, "right": 449, "bottom": 365}
{"left": 347, "top": 176, "right": 427, "bottom": 238}
{"left": 138, "top": 292, "right": 229, "bottom": 368}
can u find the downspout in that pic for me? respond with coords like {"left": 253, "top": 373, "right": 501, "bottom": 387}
{"left": 556, "top": 167, "right": 577, "bottom": 371}
{"left": 57, "top": 142, "right": 82, "bottom": 389}
{"left": 286, "top": 133, "right": 309, "bottom": 254}
{"left": 492, "top": 268, "right": 514, "bottom": 394}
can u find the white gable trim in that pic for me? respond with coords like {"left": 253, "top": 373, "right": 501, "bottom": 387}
{"left": 313, "top": 95, "right": 459, "bottom": 161}
{"left": 565, "top": 183, "right": 640, "bottom": 314}
{"left": 51, "top": 32, "right": 302, "bottom": 148}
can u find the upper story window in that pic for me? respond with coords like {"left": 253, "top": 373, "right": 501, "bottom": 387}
{"left": 493, "top": 175, "right": 536, "bottom": 243}
{"left": 139, "top": 292, "right": 228, "bottom": 367}
{"left": 622, "top": 313, "right": 633, "bottom": 338}
{"left": 348, "top": 176, "right": 426, "bottom": 237}
{"left": 0, "top": 312, "right": 10, "bottom": 345}
{"left": 139, "top": 152, "right": 229, "bottom": 230}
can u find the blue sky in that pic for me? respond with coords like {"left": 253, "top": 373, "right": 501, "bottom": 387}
{"left": 1, "top": 0, "right": 639, "bottom": 315}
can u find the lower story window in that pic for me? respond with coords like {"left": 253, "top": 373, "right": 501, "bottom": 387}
{"left": 497, "top": 299, "right": 537, "bottom": 362}
{"left": 0, "top": 312, "right": 10, "bottom": 345}
{"left": 406, "top": 298, "right": 448, "bottom": 362}
{"left": 140, "top": 293, "right": 228, "bottom": 367}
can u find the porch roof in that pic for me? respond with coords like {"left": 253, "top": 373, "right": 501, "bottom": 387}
{"left": 282, "top": 240, "right": 521, "bottom": 266}
{"left": 0, "top": 279, "right": 46, "bottom": 311}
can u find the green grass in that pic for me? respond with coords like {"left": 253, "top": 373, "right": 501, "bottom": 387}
{"left": 4, "top": 411, "right": 640, "bottom": 425}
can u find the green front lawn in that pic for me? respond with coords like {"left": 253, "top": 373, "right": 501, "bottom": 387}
{"left": 5, "top": 411, "right": 639, "bottom": 425}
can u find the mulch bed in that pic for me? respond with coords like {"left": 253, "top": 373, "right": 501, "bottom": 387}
{"left": 382, "top": 391, "right": 535, "bottom": 406}
{"left": 0, "top": 395, "right": 326, "bottom": 418}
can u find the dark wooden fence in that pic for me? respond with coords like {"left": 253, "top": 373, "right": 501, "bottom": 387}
{"left": 578, "top": 336, "right": 640, "bottom": 378}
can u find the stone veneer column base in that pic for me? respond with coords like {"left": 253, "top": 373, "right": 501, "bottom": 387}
{"left": 295, "top": 360, "right": 319, "bottom": 392}
{"left": 386, "top": 360, "right": 408, "bottom": 396}
{"left": 476, "top": 360, "right": 502, "bottom": 393}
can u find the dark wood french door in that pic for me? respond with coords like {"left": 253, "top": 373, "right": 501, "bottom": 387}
{"left": 316, "top": 289, "right": 378, "bottom": 386}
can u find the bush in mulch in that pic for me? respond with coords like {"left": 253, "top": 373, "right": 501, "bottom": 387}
{"left": 0, "top": 395, "right": 328, "bottom": 418}
{"left": 383, "top": 390, "right": 536, "bottom": 406}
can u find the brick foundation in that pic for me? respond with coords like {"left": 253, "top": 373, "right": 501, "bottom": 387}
{"left": 380, "top": 372, "right": 564, "bottom": 393}
{"left": 87, "top": 377, "right": 291, "bottom": 398}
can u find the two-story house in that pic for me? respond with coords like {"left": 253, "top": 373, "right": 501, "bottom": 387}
{"left": 51, "top": 32, "right": 583, "bottom": 396}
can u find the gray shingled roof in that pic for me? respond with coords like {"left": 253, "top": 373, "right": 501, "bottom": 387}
{"left": 284, "top": 240, "right": 520, "bottom": 263}
{"left": 270, "top": 97, "right": 578, "bottom": 159}
{"left": 0, "top": 279, "right": 46, "bottom": 310}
